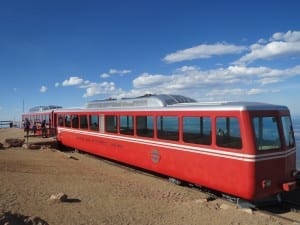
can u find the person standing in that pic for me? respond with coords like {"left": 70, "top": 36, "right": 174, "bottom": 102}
{"left": 41, "top": 119, "right": 47, "bottom": 138}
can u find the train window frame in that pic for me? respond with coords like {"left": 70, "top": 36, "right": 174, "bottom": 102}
{"left": 157, "top": 116, "right": 179, "bottom": 141}
{"left": 216, "top": 116, "right": 242, "bottom": 149}
{"left": 252, "top": 116, "right": 281, "bottom": 151}
{"left": 136, "top": 116, "right": 154, "bottom": 138}
{"left": 105, "top": 115, "right": 118, "bottom": 133}
{"left": 89, "top": 115, "right": 99, "bottom": 131}
{"left": 120, "top": 115, "right": 134, "bottom": 135}
{"left": 183, "top": 116, "right": 212, "bottom": 145}
{"left": 80, "top": 115, "right": 88, "bottom": 130}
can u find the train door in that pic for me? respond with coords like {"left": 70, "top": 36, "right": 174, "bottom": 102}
{"left": 99, "top": 114, "right": 105, "bottom": 133}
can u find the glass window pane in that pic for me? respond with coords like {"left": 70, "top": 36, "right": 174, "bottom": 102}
{"left": 183, "top": 117, "right": 211, "bottom": 145}
{"left": 72, "top": 115, "right": 79, "bottom": 128}
{"left": 58, "top": 115, "right": 64, "bottom": 126}
{"left": 80, "top": 115, "right": 88, "bottom": 129}
{"left": 120, "top": 115, "right": 134, "bottom": 135}
{"left": 89, "top": 115, "right": 99, "bottom": 131}
{"left": 65, "top": 115, "right": 71, "bottom": 127}
{"left": 105, "top": 115, "right": 118, "bottom": 133}
{"left": 136, "top": 116, "right": 154, "bottom": 138}
{"left": 281, "top": 116, "right": 295, "bottom": 147}
{"left": 157, "top": 116, "right": 179, "bottom": 141}
{"left": 253, "top": 117, "right": 281, "bottom": 150}
{"left": 216, "top": 117, "right": 242, "bottom": 149}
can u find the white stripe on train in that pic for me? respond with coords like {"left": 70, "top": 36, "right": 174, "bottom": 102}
{"left": 57, "top": 127, "right": 296, "bottom": 163}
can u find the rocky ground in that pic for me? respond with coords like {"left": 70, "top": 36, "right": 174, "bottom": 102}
{"left": 0, "top": 128, "right": 299, "bottom": 225}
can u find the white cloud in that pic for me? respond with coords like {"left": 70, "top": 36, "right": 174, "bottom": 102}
{"left": 62, "top": 76, "right": 84, "bottom": 86}
{"left": 206, "top": 88, "right": 268, "bottom": 97}
{"left": 127, "top": 64, "right": 300, "bottom": 100}
{"left": 100, "top": 73, "right": 110, "bottom": 78}
{"left": 55, "top": 82, "right": 60, "bottom": 87}
{"left": 109, "top": 69, "right": 131, "bottom": 75}
{"left": 82, "top": 81, "right": 117, "bottom": 97}
{"left": 163, "top": 43, "right": 247, "bottom": 63}
{"left": 40, "top": 85, "right": 47, "bottom": 93}
{"left": 100, "top": 68, "right": 131, "bottom": 78}
{"left": 271, "top": 30, "right": 300, "bottom": 42}
{"left": 235, "top": 30, "right": 300, "bottom": 65}
{"left": 133, "top": 73, "right": 171, "bottom": 88}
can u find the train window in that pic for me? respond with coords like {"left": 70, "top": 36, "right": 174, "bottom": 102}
{"left": 157, "top": 116, "right": 179, "bottom": 141}
{"left": 89, "top": 115, "right": 99, "bottom": 131}
{"left": 120, "top": 115, "right": 134, "bottom": 135}
{"left": 80, "top": 115, "right": 88, "bottom": 129}
{"left": 281, "top": 116, "right": 295, "bottom": 147}
{"left": 252, "top": 117, "right": 280, "bottom": 151}
{"left": 216, "top": 117, "right": 242, "bottom": 149}
{"left": 72, "top": 115, "right": 79, "bottom": 128}
{"left": 105, "top": 115, "right": 118, "bottom": 133}
{"left": 183, "top": 117, "right": 211, "bottom": 145}
{"left": 58, "top": 115, "right": 64, "bottom": 126}
{"left": 65, "top": 115, "right": 71, "bottom": 127}
{"left": 136, "top": 116, "right": 154, "bottom": 138}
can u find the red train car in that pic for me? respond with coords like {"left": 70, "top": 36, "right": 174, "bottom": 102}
{"left": 23, "top": 95, "right": 298, "bottom": 202}
{"left": 21, "top": 105, "right": 61, "bottom": 136}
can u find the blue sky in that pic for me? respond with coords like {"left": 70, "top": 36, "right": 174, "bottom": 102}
{"left": 1, "top": 0, "right": 300, "bottom": 121}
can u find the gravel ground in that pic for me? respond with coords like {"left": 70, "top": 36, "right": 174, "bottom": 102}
{"left": 0, "top": 128, "right": 298, "bottom": 225}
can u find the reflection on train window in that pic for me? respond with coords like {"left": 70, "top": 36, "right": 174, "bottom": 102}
{"left": 65, "top": 115, "right": 71, "bottom": 127}
{"left": 80, "top": 115, "right": 88, "bottom": 129}
{"left": 216, "top": 117, "right": 242, "bottom": 149}
{"left": 58, "top": 115, "right": 64, "bottom": 126}
{"left": 253, "top": 116, "right": 281, "bottom": 150}
{"left": 157, "top": 116, "right": 179, "bottom": 141}
{"left": 281, "top": 116, "right": 295, "bottom": 147}
{"left": 105, "top": 115, "right": 118, "bottom": 133}
{"left": 89, "top": 115, "right": 99, "bottom": 131}
{"left": 72, "top": 115, "right": 79, "bottom": 128}
{"left": 183, "top": 117, "right": 211, "bottom": 145}
{"left": 120, "top": 115, "right": 134, "bottom": 135}
{"left": 136, "top": 116, "right": 154, "bottom": 138}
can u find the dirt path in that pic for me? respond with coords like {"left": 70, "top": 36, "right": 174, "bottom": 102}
{"left": 0, "top": 128, "right": 297, "bottom": 225}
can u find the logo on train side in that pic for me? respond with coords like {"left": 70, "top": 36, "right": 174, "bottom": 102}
{"left": 151, "top": 149, "right": 161, "bottom": 163}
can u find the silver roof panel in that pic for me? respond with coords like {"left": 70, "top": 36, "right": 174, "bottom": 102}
{"left": 86, "top": 94, "right": 197, "bottom": 108}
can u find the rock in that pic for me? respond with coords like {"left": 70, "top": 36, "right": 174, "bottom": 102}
{"left": 0, "top": 212, "right": 48, "bottom": 225}
{"left": 195, "top": 197, "right": 214, "bottom": 203}
{"left": 28, "top": 144, "right": 41, "bottom": 150}
{"left": 24, "top": 216, "right": 49, "bottom": 225}
{"left": 49, "top": 193, "right": 68, "bottom": 202}
{"left": 0, "top": 142, "right": 3, "bottom": 149}
{"left": 5, "top": 139, "right": 25, "bottom": 147}
{"left": 220, "top": 203, "right": 234, "bottom": 210}
{"left": 238, "top": 208, "right": 253, "bottom": 214}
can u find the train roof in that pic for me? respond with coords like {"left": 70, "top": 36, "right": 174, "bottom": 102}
{"left": 168, "top": 101, "right": 289, "bottom": 111}
{"left": 28, "top": 105, "right": 63, "bottom": 112}
{"left": 53, "top": 100, "right": 289, "bottom": 113}
{"left": 50, "top": 94, "right": 289, "bottom": 112}
{"left": 86, "top": 94, "right": 197, "bottom": 108}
